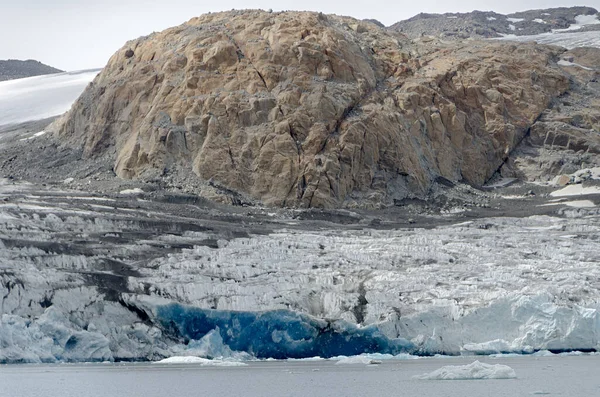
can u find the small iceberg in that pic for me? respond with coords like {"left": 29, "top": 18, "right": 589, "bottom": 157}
{"left": 154, "top": 356, "right": 247, "bottom": 366}
{"left": 414, "top": 360, "right": 516, "bottom": 380}
{"left": 335, "top": 356, "right": 382, "bottom": 365}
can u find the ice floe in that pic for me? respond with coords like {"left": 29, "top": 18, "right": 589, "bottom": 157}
{"left": 414, "top": 361, "right": 517, "bottom": 380}
{"left": 335, "top": 356, "right": 382, "bottom": 365}
{"left": 154, "top": 356, "right": 247, "bottom": 366}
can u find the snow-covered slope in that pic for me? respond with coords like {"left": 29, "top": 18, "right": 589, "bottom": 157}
{"left": 498, "top": 30, "right": 600, "bottom": 49}
{"left": 497, "top": 13, "right": 600, "bottom": 49}
{"left": 0, "top": 70, "right": 99, "bottom": 126}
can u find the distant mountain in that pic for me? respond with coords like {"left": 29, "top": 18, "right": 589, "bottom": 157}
{"left": 0, "top": 59, "right": 63, "bottom": 82}
{"left": 389, "top": 6, "right": 599, "bottom": 39}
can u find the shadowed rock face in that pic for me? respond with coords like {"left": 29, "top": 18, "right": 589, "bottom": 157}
{"left": 55, "top": 10, "right": 570, "bottom": 208}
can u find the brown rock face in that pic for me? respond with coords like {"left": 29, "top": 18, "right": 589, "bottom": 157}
{"left": 499, "top": 47, "right": 600, "bottom": 181}
{"left": 55, "top": 10, "right": 570, "bottom": 208}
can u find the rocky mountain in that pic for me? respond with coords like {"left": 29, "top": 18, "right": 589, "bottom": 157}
{"left": 48, "top": 9, "right": 599, "bottom": 209}
{"left": 0, "top": 59, "right": 63, "bottom": 82}
{"left": 390, "top": 6, "right": 599, "bottom": 39}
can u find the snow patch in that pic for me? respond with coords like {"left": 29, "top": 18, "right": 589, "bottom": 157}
{"left": 542, "top": 200, "right": 595, "bottom": 208}
{"left": 533, "top": 19, "right": 546, "bottom": 24}
{"left": 414, "top": 361, "right": 517, "bottom": 380}
{"left": 558, "top": 59, "right": 593, "bottom": 70}
{"left": 509, "top": 24, "right": 516, "bottom": 31}
{"left": 506, "top": 17, "right": 524, "bottom": 23}
{"left": 19, "top": 130, "right": 48, "bottom": 141}
{"left": 550, "top": 185, "right": 600, "bottom": 197}
{"left": 119, "top": 188, "right": 144, "bottom": 195}
{"left": 487, "top": 17, "right": 497, "bottom": 21}
{"left": 553, "top": 14, "right": 600, "bottom": 33}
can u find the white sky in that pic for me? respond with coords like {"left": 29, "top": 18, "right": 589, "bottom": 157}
{"left": 0, "top": 1, "right": 597, "bottom": 70}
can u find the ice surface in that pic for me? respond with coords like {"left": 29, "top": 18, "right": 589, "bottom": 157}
{"left": 154, "top": 356, "right": 247, "bottom": 366}
{"left": 414, "top": 360, "right": 517, "bottom": 380}
{"left": 543, "top": 200, "right": 595, "bottom": 208}
{"left": 173, "top": 327, "right": 252, "bottom": 360}
{"left": 463, "top": 340, "right": 518, "bottom": 355}
{"left": 2, "top": 188, "right": 600, "bottom": 362}
{"left": 497, "top": 30, "right": 600, "bottom": 49}
{"left": 0, "top": 308, "right": 112, "bottom": 363}
{"left": 0, "top": 70, "right": 99, "bottom": 126}
{"left": 155, "top": 304, "right": 413, "bottom": 359}
{"left": 550, "top": 185, "right": 600, "bottom": 197}
{"left": 335, "top": 356, "right": 382, "bottom": 365}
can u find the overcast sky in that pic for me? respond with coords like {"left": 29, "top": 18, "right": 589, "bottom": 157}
{"left": 0, "top": 1, "right": 597, "bottom": 70}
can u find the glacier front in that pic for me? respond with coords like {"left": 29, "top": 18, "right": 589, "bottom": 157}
{"left": 1, "top": 180, "right": 600, "bottom": 363}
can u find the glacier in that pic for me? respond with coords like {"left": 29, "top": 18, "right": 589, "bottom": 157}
{"left": 496, "top": 13, "right": 600, "bottom": 50}
{"left": 496, "top": 30, "right": 600, "bottom": 49}
{"left": 0, "top": 70, "right": 99, "bottom": 126}
{"left": 0, "top": 178, "right": 599, "bottom": 363}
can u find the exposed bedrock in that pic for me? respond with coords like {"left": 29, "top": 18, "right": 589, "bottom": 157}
{"left": 53, "top": 10, "right": 572, "bottom": 208}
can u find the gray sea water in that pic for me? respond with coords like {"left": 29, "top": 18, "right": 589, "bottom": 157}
{"left": 1, "top": 355, "right": 599, "bottom": 397}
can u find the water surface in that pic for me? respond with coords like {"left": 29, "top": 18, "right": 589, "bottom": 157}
{"left": 1, "top": 355, "right": 599, "bottom": 397}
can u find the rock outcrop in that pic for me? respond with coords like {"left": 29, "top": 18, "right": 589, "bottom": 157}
{"left": 55, "top": 10, "right": 573, "bottom": 208}
{"left": 0, "top": 59, "right": 63, "bottom": 81}
{"left": 500, "top": 46, "right": 600, "bottom": 181}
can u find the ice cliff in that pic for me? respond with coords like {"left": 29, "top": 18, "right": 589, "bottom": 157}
{"left": 1, "top": 180, "right": 599, "bottom": 363}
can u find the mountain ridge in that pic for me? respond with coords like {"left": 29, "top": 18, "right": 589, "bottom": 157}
{"left": 390, "top": 6, "right": 599, "bottom": 39}
{"left": 0, "top": 59, "right": 63, "bottom": 82}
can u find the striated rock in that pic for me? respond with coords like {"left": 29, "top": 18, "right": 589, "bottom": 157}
{"left": 54, "top": 10, "right": 571, "bottom": 208}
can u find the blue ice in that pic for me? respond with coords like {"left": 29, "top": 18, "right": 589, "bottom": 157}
{"left": 155, "top": 304, "right": 413, "bottom": 359}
